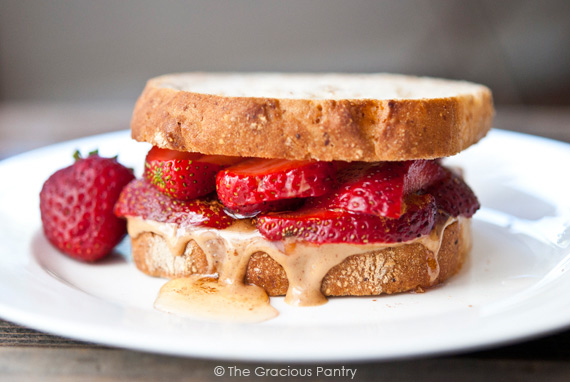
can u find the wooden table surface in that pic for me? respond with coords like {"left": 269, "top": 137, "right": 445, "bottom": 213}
{"left": 1, "top": 103, "right": 570, "bottom": 381}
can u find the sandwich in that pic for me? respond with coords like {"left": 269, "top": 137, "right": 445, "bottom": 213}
{"left": 114, "top": 73, "right": 493, "bottom": 321}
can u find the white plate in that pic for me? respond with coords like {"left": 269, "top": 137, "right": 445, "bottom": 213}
{"left": 1, "top": 129, "right": 570, "bottom": 362}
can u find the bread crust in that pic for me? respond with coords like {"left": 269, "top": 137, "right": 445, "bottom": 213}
{"left": 130, "top": 220, "right": 470, "bottom": 296}
{"left": 131, "top": 73, "right": 493, "bottom": 161}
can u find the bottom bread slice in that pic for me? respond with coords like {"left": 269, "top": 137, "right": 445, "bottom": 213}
{"left": 129, "top": 219, "right": 470, "bottom": 296}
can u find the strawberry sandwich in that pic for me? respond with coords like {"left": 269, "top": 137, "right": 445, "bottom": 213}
{"left": 114, "top": 73, "right": 494, "bottom": 321}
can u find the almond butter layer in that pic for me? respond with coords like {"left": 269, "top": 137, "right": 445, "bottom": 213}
{"left": 130, "top": 219, "right": 469, "bottom": 297}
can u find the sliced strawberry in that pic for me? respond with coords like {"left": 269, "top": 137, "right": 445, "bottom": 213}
{"left": 216, "top": 158, "right": 336, "bottom": 208}
{"left": 257, "top": 194, "right": 436, "bottom": 244}
{"left": 144, "top": 147, "right": 242, "bottom": 201}
{"left": 426, "top": 169, "right": 480, "bottom": 218}
{"left": 224, "top": 198, "right": 303, "bottom": 219}
{"left": 115, "top": 179, "right": 234, "bottom": 229}
{"left": 200, "top": 154, "right": 247, "bottom": 167}
{"left": 311, "top": 160, "right": 446, "bottom": 219}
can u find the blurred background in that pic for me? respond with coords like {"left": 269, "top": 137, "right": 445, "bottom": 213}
{"left": 1, "top": 0, "right": 569, "bottom": 158}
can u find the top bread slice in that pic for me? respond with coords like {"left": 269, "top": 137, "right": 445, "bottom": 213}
{"left": 131, "top": 73, "right": 494, "bottom": 161}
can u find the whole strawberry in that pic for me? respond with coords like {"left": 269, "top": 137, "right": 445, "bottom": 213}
{"left": 39, "top": 151, "right": 135, "bottom": 261}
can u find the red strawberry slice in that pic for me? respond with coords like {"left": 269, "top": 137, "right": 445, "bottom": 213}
{"left": 426, "top": 169, "right": 480, "bottom": 218}
{"left": 144, "top": 147, "right": 242, "bottom": 201}
{"left": 216, "top": 158, "right": 336, "bottom": 208}
{"left": 257, "top": 194, "right": 436, "bottom": 244}
{"left": 311, "top": 160, "right": 446, "bottom": 219}
{"left": 115, "top": 179, "right": 234, "bottom": 229}
{"left": 224, "top": 198, "right": 303, "bottom": 219}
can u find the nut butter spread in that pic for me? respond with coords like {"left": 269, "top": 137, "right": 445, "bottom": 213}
{"left": 127, "top": 217, "right": 457, "bottom": 322}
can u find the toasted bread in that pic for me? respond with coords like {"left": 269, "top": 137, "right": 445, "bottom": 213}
{"left": 129, "top": 218, "right": 470, "bottom": 296}
{"left": 131, "top": 73, "right": 493, "bottom": 162}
